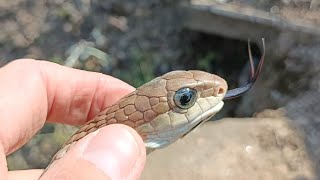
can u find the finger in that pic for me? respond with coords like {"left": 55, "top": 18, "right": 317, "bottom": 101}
{"left": 40, "top": 124, "right": 146, "bottom": 180}
{"left": 0, "top": 59, "right": 135, "bottom": 156}
{"left": 41, "top": 60, "right": 135, "bottom": 124}
{"left": 8, "top": 170, "right": 43, "bottom": 180}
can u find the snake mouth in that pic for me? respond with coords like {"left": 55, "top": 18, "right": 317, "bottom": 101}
{"left": 144, "top": 100, "right": 224, "bottom": 149}
{"left": 187, "top": 101, "right": 224, "bottom": 129}
{"left": 177, "top": 101, "right": 224, "bottom": 139}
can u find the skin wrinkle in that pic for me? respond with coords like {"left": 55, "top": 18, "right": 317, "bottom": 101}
{"left": 87, "top": 75, "right": 103, "bottom": 121}
{"left": 38, "top": 60, "right": 53, "bottom": 120}
{"left": 67, "top": 79, "right": 80, "bottom": 124}
{"left": 9, "top": 126, "right": 22, "bottom": 156}
{"left": 74, "top": 75, "right": 104, "bottom": 123}
{"left": 44, "top": 63, "right": 75, "bottom": 124}
{"left": 37, "top": 60, "right": 62, "bottom": 124}
{"left": 30, "top": 65, "right": 48, "bottom": 133}
{"left": 45, "top": 73, "right": 57, "bottom": 124}
{"left": 0, "top": 121, "right": 8, "bottom": 154}
{"left": 0, "top": 144, "right": 7, "bottom": 179}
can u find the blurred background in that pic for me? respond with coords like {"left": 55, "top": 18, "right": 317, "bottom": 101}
{"left": 1, "top": 0, "right": 320, "bottom": 179}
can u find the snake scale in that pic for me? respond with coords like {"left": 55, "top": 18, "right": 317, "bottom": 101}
{"left": 41, "top": 39, "right": 265, "bottom": 178}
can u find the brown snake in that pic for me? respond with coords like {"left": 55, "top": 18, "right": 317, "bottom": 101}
{"left": 40, "top": 39, "right": 265, "bottom": 178}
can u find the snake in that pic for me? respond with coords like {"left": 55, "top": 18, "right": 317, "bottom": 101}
{"left": 40, "top": 39, "right": 265, "bottom": 177}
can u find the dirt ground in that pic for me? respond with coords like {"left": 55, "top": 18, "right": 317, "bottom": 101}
{"left": 141, "top": 110, "right": 316, "bottom": 180}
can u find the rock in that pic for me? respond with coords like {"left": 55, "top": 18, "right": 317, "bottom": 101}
{"left": 141, "top": 109, "right": 316, "bottom": 180}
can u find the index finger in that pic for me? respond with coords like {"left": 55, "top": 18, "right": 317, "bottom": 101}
{"left": 0, "top": 59, "right": 135, "bottom": 155}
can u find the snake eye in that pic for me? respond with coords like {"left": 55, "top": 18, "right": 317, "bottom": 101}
{"left": 174, "top": 88, "right": 197, "bottom": 109}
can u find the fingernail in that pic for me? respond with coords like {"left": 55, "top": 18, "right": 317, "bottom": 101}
{"left": 81, "top": 124, "right": 141, "bottom": 179}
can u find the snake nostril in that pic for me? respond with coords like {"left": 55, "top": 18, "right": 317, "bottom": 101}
{"left": 218, "top": 88, "right": 225, "bottom": 96}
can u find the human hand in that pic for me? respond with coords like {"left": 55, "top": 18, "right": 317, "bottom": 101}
{"left": 0, "top": 59, "right": 146, "bottom": 180}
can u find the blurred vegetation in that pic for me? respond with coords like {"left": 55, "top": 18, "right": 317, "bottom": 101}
{"left": 120, "top": 47, "right": 155, "bottom": 87}
{"left": 196, "top": 52, "right": 216, "bottom": 72}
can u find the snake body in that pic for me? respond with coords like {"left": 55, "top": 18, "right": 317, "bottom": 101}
{"left": 49, "top": 70, "right": 227, "bottom": 164}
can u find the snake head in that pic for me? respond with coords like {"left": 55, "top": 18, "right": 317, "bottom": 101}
{"left": 134, "top": 70, "right": 228, "bottom": 150}
{"left": 134, "top": 39, "right": 265, "bottom": 151}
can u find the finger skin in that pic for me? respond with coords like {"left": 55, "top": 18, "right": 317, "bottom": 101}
{"left": 8, "top": 170, "right": 43, "bottom": 180}
{"left": 40, "top": 124, "right": 146, "bottom": 180}
{"left": 8, "top": 166, "right": 110, "bottom": 180}
{"left": 0, "top": 59, "right": 135, "bottom": 179}
{"left": 0, "top": 59, "right": 134, "bottom": 154}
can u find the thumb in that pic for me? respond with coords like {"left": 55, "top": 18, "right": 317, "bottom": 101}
{"left": 40, "top": 124, "right": 146, "bottom": 180}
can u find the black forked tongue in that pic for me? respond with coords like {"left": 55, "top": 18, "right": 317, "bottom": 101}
{"left": 223, "top": 38, "right": 266, "bottom": 100}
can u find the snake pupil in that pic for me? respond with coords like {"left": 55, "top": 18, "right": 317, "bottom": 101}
{"left": 174, "top": 88, "right": 197, "bottom": 109}
{"left": 180, "top": 94, "right": 191, "bottom": 106}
